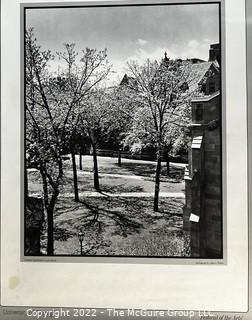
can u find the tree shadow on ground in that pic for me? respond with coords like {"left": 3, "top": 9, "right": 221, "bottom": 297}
{"left": 79, "top": 198, "right": 143, "bottom": 237}
{"left": 158, "top": 198, "right": 184, "bottom": 217}
{"left": 54, "top": 198, "right": 90, "bottom": 217}
{"left": 53, "top": 195, "right": 185, "bottom": 255}
{"left": 100, "top": 184, "right": 144, "bottom": 193}
{"left": 162, "top": 167, "right": 185, "bottom": 181}
{"left": 121, "top": 162, "right": 184, "bottom": 182}
{"left": 121, "top": 162, "right": 156, "bottom": 177}
{"left": 60, "top": 175, "right": 93, "bottom": 193}
{"left": 54, "top": 226, "right": 75, "bottom": 241}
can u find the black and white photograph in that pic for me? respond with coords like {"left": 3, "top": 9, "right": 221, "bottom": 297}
{"left": 24, "top": 2, "right": 222, "bottom": 258}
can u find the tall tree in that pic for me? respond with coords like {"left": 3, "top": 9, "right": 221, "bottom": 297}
{"left": 26, "top": 29, "right": 65, "bottom": 255}
{"left": 80, "top": 89, "right": 113, "bottom": 192}
{"left": 56, "top": 43, "right": 112, "bottom": 200}
{"left": 25, "top": 29, "right": 112, "bottom": 254}
{"left": 125, "top": 57, "right": 194, "bottom": 211}
{"left": 106, "top": 85, "right": 137, "bottom": 166}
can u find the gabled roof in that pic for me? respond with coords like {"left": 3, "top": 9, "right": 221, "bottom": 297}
{"left": 120, "top": 74, "right": 137, "bottom": 87}
{"left": 186, "top": 61, "right": 214, "bottom": 93}
{"left": 119, "top": 60, "right": 220, "bottom": 95}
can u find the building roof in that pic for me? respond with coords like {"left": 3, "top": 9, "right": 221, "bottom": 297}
{"left": 119, "top": 55, "right": 220, "bottom": 97}
{"left": 186, "top": 61, "right": 214, "bottom": 93}
{"left": 191, "top": 90, "right": 220, "bottom": 103}
{"left": 120, "top": 74, "right": 137, "bottom": 87}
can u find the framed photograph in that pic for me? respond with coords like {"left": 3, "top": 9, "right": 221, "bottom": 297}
{"left": 23, "top": 1, "right": 223, "bottom": 261}
{"left": 1, "top": 0, "right": 249, "bottom": 315}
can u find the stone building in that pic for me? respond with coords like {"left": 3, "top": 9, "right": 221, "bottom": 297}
{"left": 183, "top": 44, "right": 222, "bottom": 258}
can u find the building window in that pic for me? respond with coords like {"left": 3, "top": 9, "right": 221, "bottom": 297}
{"left": 195, "top": 104, "right": 203, "bottom": 121}
{"left": 180, "top": 81, "right": 189, "bottom": 92}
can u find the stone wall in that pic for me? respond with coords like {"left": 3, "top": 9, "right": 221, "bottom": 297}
{"left": 184, "top": 93, "right": 222, "bottom": 258}
{"left": 25, "top": 196, "right": 44, "bottom": 255}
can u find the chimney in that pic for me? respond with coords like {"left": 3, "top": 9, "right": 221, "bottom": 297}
{"left": 209, "top": 43, "right": 221, "bottom": 65}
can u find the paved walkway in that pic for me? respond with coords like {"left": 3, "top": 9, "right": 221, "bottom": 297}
{"left": 60, "top": 191, "right": 185, "bottom": 198}
{"left": 75, "top": 154, "right": 187, "bottom": 168}
{"left": 78, "top": 170, "right": 144, "bottom": 180}
{"left": 77, "top": 169, "right": 184, "bottom": 182}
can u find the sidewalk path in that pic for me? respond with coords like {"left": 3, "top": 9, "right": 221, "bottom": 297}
{"left": 60, "top": 191, "right": 185, "bottom": 198}
{"left": 74, "top": 154, "right": 187, "bottom": 168}
{"left": 78, "top": 170, "right": 144, "bottom": 180}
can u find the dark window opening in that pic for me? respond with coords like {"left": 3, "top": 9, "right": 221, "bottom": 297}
{"left": 180, "top": 81, "right": 189, "bottom": 92}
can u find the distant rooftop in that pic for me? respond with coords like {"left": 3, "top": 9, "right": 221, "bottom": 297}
{"left": 120, "top": 44, "right": 220, "bottom": 93}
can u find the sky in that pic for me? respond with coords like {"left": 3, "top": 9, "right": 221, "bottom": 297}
{"left": 26, "top": 3, "right": 220, "bottom": 85}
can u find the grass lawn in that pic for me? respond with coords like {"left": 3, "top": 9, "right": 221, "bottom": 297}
{"left": 28, "top": 156, "right": 190, "bottom": 257}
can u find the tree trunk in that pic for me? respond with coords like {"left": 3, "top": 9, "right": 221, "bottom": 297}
{"left": 154, "top": 152, "right": 162, "bottom": 212}
{"left": 166, "top": 151, "right": 170, "bottom": 176}
{"left": 39, "top": 168, "right": 50, "bottom": 255}
{"left": 71, "top": 151, "right": 79, "bottom": 202}
{"left": 79, "top": 149, "right": 83, "bottom": 170}
{"left": 25, "top": 165, "right": 29, "bottom": 199}
{"left": 118, "top": 149, "right": 122, "bottom": 167}
{"left": 92, "top": 144, "right": 100, "bottom": 192}
{"left": 46, "top": 206, "right": 54, "bottom": 255}
{"left": 46, "top": 157, "right": 63, "bottom": 256}
{"left": 46, "top": 187, "right": 59, "bottom": 256}
{"left": 41, "top": 173, "right": 54, "bottom": 256}
{"left": 41, "top": 169, "right": 49, "bottom": 208}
